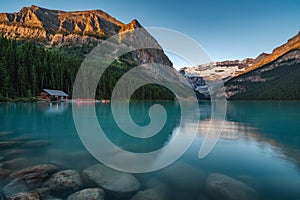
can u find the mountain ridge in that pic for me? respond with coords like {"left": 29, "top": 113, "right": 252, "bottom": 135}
{"left": 0, "top": 5, "right": 183, "bottom": 100}
{"left": 225, "top": 49, "right": 300, "bottom": 100}
{"left": 0, "top": 5, "right": 173, "bottom": 67}
{"left": 240, "top": 31, "right": 300, "bottom": 75}
{"left": 180, "top": 31, "right": 300, "bottom": 100}
{"left": 0, "top": 5, "right": 125, "bottom": 38}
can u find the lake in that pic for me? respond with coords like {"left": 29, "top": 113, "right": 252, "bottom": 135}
{"left": 0, "top": 101, "right": 300, "bottom": 200}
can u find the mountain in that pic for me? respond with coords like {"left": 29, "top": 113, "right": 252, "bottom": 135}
{"left": 0, "top": 5, "right": 124, "bottom": 43}
{"left": 225, "top": 49, "right": 300, "bottom": 100}
{"left": 0, "top": 6, "right": 190, "bottom": 101}
{"left": 179, "top": 58, "right": 255, "bottom": 81}
{"left": 225, "top": 32, "right": 300, "bottom": 100}
{"left": 178, "top": 58, "right": 256, "bottom": 99}
{"left": 179, "top": 49, "right": 272, "bottom": 83}
{"left": 241, "top": 32, "right": 300, "bottom": 75}
{"left": 0, "top": 5, "right": 172, "bottom": 66}
{"left": 180, "top": 32, "right": 300, "bottom": 100}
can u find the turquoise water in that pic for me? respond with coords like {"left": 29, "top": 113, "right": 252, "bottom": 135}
{"left": 1, "top": 101, "right": 300, "bottom": 199}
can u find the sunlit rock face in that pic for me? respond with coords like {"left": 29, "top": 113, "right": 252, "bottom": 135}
{"left": 0, "top": 5, "right": 172, "bottom": 67}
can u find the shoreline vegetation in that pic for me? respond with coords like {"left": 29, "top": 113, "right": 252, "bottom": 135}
{"left": 0, "top": 96, "right": 38, "bottom": 102}
{"left": 1, "top": 37, "right": 299, "bottom": 102}
{"left": 0, "top": 37, "right": 175, "bottom": 101}
{"left": 2, "top": 97, "right": 300, "bottom": 103}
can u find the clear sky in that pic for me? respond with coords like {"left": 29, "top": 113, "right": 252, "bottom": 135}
{"left": 1, "top": 0, "right": 300, "bottom": 68}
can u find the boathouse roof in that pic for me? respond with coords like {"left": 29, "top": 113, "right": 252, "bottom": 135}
{"left": 43, "top": 89, "right": 69, "bottom": 97}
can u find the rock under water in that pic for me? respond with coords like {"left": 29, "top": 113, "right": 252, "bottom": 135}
{"left": 206, "top": 173, "right": 257, "bottom": 200}
{"left": 67, "top": 188, "right": 105, "bottom": 200}
{"left": 82, "top": 164, "right": 140, "bottom": 194}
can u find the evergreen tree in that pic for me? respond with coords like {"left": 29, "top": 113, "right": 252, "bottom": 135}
{"left": 0, "top": 37, "right": 175, "bottom": 100}
{"left": 0, "top": 62, "right": 9, "bottom": 96}
{"left": 17, "top": 66, "right": 26, "bottom": 97}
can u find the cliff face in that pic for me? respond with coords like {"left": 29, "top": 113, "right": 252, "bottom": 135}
{"left": 0, "top": 5, "right": 172, "bottom": 67}
{"left": 0, "top": 5, "right": 124, "bottom": 42}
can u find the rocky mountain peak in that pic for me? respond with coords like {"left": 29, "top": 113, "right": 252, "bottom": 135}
{"left": 0, "top": 5, "right": 143, "bottom": 40}
{"left": 0, "top": 5, "right": 172, "bottom": 67}
{"left": 130, "top": 19, "right": 142, "bottom": 28}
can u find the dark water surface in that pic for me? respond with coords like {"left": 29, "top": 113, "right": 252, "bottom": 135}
{"left": 0, "top": 101, "right": 300, "bottom": 200}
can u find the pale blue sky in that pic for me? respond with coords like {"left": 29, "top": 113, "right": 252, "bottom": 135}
{"left": 1, "top": 0, "right": 300, "bottom": 68}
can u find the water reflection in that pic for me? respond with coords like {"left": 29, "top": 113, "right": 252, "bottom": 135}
{"left": 38, "top": 102, "right": 69, "bottom": 115}
{"left": 96, "top": 102, "right": 182, "bottom": 153}
{"left": 226, "top": 101, "right": 300, "bottom": 166}
{"left": 0, "top": 101, "right": 300, "bottom": 199}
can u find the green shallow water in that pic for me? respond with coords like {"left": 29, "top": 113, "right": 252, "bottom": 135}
{"left": 0, "top": 101, "right": 300, "bottom": 200}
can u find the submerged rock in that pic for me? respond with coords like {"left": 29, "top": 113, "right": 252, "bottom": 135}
{"left": 82, "top": 164, "right": 140, "bottom": 193}
{"left": 3, "top": 178, "right": 29, "bottom": 198}
{"left": 9, "top": 164, "right": 57, "bottom": 178}
{"left": 3, "top": 164, "right": 57, "bottom": 198}
{"left": 31, "top": 187, "right": 51, "bottom": 199}
{"left": 8, "top": 191, "right": 40, "bottom": 200}
{"left": 67, "top": 188, "right": 105, "bottom": 200}
{"left": 8, "top": 164, "right": 57, "bottom": 184}
{"left": 131, "top": 188, "right": 168, "bottom": 200}
{"left": 206, "top": 173, "right": 257, "bottom": 200}
{"left": 7, "top": 187, "right": 51, "bottom": 200}
{"left": 44, "top": 170, "right": 83, "bottom": 192}
{"left": 0, "top": 168, "right": 11, "bottom": 178}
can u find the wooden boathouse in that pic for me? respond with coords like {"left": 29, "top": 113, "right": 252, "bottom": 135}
{"left": 38, "top": 89, "right": 69, "bottom": 101}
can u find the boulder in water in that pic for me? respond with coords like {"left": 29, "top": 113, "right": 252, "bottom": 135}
{"left": 44, "top": 170, "right": 83, "bottom": 192}
{"left": 3, "top": 164, "right": 58, "bottom": 198}
{"left": 82, "top": 164, "right": 140, "bottom": 194}
{"left": 3, "top": 178, "right": 29, "bottom": 198}
{"left": 206, "top": 173, "right": 257, "bottom": 200}
{"left": 9, "top": 164, "right": 57, "bottom": 180}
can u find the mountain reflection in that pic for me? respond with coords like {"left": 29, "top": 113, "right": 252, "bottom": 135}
{"left": 197, "top": 101, "right": 300, "bottom": 167}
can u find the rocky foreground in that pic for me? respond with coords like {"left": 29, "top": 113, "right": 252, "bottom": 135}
{"left": 0, "top": 131, "right": 258, "bottom": 200}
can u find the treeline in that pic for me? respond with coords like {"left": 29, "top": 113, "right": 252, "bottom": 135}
{"left": 0, "top": 37, "right": 175, "bottom": 100}
{"left": 0, "top": 37, "right": 81, "bottom": 99}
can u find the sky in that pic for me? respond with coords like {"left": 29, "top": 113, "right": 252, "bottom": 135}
{"left": 1, "top": 0, "right": 300, "bottom": 69}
